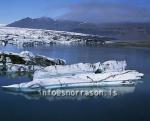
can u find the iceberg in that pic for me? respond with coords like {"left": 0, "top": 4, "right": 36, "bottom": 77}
{"left": 2, "top": 60, "right": 144, "bottom": 93}
{"left": 0, "top": 51, "right": 66, "bottom": 66}
{"left": 33, "top": 60, "right": 127, "bottom": 79}
{"left": 0, "top": 51, "right": 66, "bottom": 72}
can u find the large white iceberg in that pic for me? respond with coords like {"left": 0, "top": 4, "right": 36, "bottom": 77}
{"left": 2, "top": 60, "right": 144, "bottom": 93}
{"left": 33, "top": 60, "right": 127, "bottom": 79}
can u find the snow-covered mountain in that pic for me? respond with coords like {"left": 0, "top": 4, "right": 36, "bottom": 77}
{"left": 0, "top": 26, "right": 114, "bottom": 47}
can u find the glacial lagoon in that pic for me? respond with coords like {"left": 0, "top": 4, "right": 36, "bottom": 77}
{"left": 0, "top": 44, "right": 150, "bottom": 121}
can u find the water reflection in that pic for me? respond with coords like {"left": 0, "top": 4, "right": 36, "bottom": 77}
{"left": 2, "top": 84, "right": 142, "bottom": 101}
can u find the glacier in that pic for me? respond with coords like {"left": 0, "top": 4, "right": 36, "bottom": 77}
{"left": 0, "top": 26, "right": 112, "bottom": 47}
{"left": 2, "top": 60, "right": 144, "bottom": 93}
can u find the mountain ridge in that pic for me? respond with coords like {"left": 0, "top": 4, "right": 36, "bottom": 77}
{"left": 7, "top": 17, "right": 150, "bottom": 41}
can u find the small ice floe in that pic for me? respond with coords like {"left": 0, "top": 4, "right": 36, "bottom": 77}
{"left": 2, "top": 60, "right": 144, "bottom": 93}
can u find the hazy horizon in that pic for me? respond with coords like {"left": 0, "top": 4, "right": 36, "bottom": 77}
{"left": 1, "top": 0, "right": 150, "bottom": 24}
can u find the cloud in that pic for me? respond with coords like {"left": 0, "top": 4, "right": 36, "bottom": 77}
{"left": 58, "top": 0, "right": 150, "bottom": 23}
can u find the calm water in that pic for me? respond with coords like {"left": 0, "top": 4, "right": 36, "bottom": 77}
{"left": 0, "top": 44, "right": 150, "bottom": 121}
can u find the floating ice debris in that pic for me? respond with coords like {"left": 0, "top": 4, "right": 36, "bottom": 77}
{"left": 2, "top": 60, "right": 144, "bottom": 93}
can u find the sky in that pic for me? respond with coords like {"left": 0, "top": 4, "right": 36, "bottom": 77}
{"left": 0, "top": 0, "right": 150, "bottom": 24}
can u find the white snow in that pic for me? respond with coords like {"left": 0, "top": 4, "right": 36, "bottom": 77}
{"left": 20, "top": 51, "right": 35, "bottom": 58}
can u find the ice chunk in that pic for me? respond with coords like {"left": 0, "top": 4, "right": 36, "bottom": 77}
{"left": 2, "top": 70, "right": 143, "bottom": 93}
{"left": 2, "top": 60, "right": 144, "bottom": 93}
{"left": 33, "top": 61, "right": 126, "bottom": 79}
{"left": 20, "top": 51, "right": 35, "bottom": 59}
{"left": 101, "top": 60, "right": 127, "bottom": 72}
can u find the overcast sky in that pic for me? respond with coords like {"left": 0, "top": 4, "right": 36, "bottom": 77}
{"left": 0, "top": 0, "right": 150, "bottom": 24}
